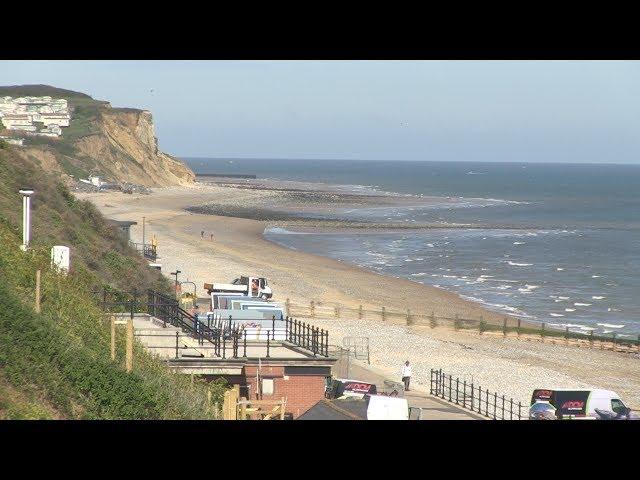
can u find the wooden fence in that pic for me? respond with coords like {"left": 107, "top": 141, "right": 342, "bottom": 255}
{"left": 284, "top": 299, "right": 640, "bottom": 355}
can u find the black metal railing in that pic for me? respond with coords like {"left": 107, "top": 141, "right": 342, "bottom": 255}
{"left": 129, "top": 241, "right": 157, "bottom": 261}
{"left": 284, "top": 317, "right": 329, "bottom": 357}
{"left": 95, "top": 288, "right": 330, "bottom": 359}
{"left": 430, "top": 368, "right": 525, "bottom": 420}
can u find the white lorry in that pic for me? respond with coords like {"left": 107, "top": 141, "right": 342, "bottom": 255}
{"left": 204, "top": 276, "right": 272, "bottom": 300}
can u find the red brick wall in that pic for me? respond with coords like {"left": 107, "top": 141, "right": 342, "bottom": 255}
{"left": 243, "top": 365, "right": 326, "bottom": 418}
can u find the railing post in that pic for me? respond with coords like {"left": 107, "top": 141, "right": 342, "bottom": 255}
{"left": 175, "top": 331, "right": 179, "bottom": 359}
{"left": 494, "top": 392, "right": 497, "bottom": 419}
{"left": 518, "top": 401, "right": 522, "bottom": 420}
{"left": 266, "top": 332, "right": 270, "bottom": 358}
{"left": 222, "top": 334, "right": 226, "bottom": 359}
{"left": 456, "top": 378, "right": 459, "bottom": 404}
{"left": 510, "top": 398, "right": 513, "bottom": 420}
{"left": 470, "top": 383, "right": 474, "bottom": 411}
{"left": 501, "top": 395, "right": 505, "bottom": 420}
{"left": 462, "top": 380, "right": 466, "bottom": 407}
{"left": 243, "top": 330, "right": 247, "bottom": 357}
{"left": 272, "top": 315, "right": 276, "bottom": 340}
{"left": 485, "top": 389, "right": 489, "bottom": 417}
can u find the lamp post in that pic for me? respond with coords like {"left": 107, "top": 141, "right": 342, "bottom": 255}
{"left": 19, "top": 189, "right": 35, "bottom": 251}
{"left": 170, "top": 270, "right": 181, "bottom": 298}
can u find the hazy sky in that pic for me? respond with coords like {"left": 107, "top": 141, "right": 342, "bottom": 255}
{"left": 1, "top": 60, "right": 639, "bottom": 163}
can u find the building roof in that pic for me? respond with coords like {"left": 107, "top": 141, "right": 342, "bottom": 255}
{"left": 108, "top": 219, "right": 138, "bottom": 227}
{"left": 297, "top": 398, "right": 368, "bottom": 420}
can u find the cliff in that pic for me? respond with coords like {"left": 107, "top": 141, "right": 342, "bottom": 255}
{"left": 0, "top": 85, "right": 195, "bottom": 187}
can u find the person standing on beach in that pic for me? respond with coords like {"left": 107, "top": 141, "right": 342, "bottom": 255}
{"left": 210, "top": 233, "right": 214, "bottom": 241}
{"left": 200, "top": 230, "right": 204, "bottom": 239}
{"left": 401, "top": 360, "right": 412, "bottom": 392}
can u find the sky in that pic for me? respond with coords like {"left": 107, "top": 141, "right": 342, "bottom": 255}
{"left": 1, "top": 60, "right": 640, "bottom": 164}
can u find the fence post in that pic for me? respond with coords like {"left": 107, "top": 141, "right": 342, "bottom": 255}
{"left": 35, "top": 269, "right": 41, "bottom": 314}
{"left": 485, "top": 389, "right": 489, "bottom": 417}
{"left": 175, "top": 331, "right": 179, "bottom": 359}
{"left": 266, "top": 332, "right": 270, "bottom": 358}
{"left": 381, "top": 306, "right": 386, "bottom": 322}
{"left": 310, "top": 301, "right": 315, "bottom": 317}
{"left": 456, "top": 378, "right": 459, "bottom": 404}
{"left": 462, "top": 380, "right": 466, "bottom": 407}
{"left": 470, "top": 383, "right": 475, "bottom": 412}
{"left": 479, "top": 316, "right": 485, "bottom": 334}
{"left": 517, "top": 318, "right": 521, "bottom": 337}
{"left": 510, "top": 398, "right": 514, "bottom": 420}
{"left": 590, "top": 330, "right": 594, "bottom": 347}
{"left": 518, "top": 401, "right": 522, "bottom": 420}
{"left": 565, "top": 326, "right": 570, "bottom": 344}
{"left": 448, "top": 375, "right": 452, "bottom": 402}
{"left": 272, "top": 315, "right": 275, "bottom": 339}
{"left": 243, "top": 330, "right": 247, "bottom": 357}
{"left": 126, "top": 318, "right": 133, "bottom": 372}
{"left": 501, "top": 395, "right": 505, "bottom": 420}
{"left": 454, "top": 314, "right": 460, "bottom": 331}
{"left": 541, "top": 322, "right": 546, "bottom": 341}
{"left": 503, "top": 317, "right": 507, "bottom": 337}
{"left": 429, "top": 311, "right": 436, "bottom": 329}
{"left": 358, "top": 304, "right": 363, "bottom": 319}
{"left": 110, "top": 316, "right": 116, "bottom": 360}
{"left": 494, "top": 392, "right": 497, "bottom": 419}
{"left": 406, "top": 309, "right": 411, "bottom": 326}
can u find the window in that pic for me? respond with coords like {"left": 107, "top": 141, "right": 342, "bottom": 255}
{"left": 611, "top": 399, "right": 627, "bottom": 415}
{"left": 262, "top": 378, "right": 274, "bottom": 396}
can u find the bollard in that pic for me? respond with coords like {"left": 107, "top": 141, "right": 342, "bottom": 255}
{"left": 381, "top": 306, "right": 386, "bottom": 322}
{"left": 358, "top": 304, "right": 363, "bottom": 319}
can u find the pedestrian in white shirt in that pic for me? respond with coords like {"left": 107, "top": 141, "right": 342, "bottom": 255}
{"left": 401, "top": 360, "right": 412, "bottom": 391}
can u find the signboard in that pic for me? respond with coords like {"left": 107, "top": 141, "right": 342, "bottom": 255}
{"left": 51, "top": 245, "right": 70, "bottom": 274}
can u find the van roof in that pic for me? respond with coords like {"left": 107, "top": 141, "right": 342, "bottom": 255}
{"left": 534, "top": 388, "right": 619, "bottom": 397}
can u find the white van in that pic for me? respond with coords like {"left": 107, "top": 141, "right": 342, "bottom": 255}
{"left": 530, "top": 388, "right": 631, "bottom": 419}
{"left": 366, "top": 395, "right": 409, "bottom": 420}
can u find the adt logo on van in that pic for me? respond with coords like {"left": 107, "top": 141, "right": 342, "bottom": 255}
{"left": 561, "top": 400, "right": 585, "bottom": 410}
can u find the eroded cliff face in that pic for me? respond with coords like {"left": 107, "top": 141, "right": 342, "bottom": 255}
{"left": 16, "top": 98, "right": 194, "bottom": 187}
{"left": 71, "top": 108, "right": 195, "bottom": 187}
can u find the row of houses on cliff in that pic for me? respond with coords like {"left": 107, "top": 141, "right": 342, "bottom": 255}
{"left": 0, "top": 96, "right": 71, "bottom": 140}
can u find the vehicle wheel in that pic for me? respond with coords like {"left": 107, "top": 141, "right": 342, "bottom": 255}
{"left": 260, "top": 294, "right": 268, "bottom": 300}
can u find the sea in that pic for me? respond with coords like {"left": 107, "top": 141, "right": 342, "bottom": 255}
{"left": 185, "top": 158, "right": 640, "bottom": 336}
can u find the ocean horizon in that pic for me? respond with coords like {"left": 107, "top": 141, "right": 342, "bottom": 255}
{"left": 185, "top": 157, "right": 640, "bottom": 336}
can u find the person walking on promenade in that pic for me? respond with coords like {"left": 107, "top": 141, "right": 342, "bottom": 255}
{"left": 401, "top": 360, "right": 412, "bottom": 392}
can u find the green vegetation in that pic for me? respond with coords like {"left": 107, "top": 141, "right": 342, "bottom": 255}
{"left": 0, "top": 145, "right": 227, "bottom": 419}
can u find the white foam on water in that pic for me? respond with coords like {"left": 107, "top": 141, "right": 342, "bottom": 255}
{"left": 426, "top": 243, "right": 435, "bottom": 247}
{"left": 592, "top": 296, "right": 606, "bottom": 300}
{"left": 549, "top": 313, "right": 565, "bottom": 317}
{"left": 597, "top": 323, "right": 625, "bottom": 329}
{"left": 607, "top": 307, "right": 621, "bottom": 312}
{"left": 513, "top": 242, "right": 526, "bottom": 245}
{"left": 557, "top": 296, "right": 570, "bottom": 300}
{"left": 411, "top": 272, "right": 427, "bottom": 277}
{"left": 556, "top": 268, "right": 564, "bottom": 271}
{"left": 565, "top": 308, "right": 576, "bottom": 312}
{"left": 592, "top": 275, "right": 601, "bottom": 278}
{"left": 480, "top": 275, "right": 494, "bottom": 278}
{"left": 574, "top": 302, "right": 592, "bottom": 306}
{"left": 507, "top": 261, "right": 533, "bottom": 266}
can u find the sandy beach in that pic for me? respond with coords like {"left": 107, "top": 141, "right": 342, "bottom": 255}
{"left": 76, "top": 181, "right": 640, "bottom": 407}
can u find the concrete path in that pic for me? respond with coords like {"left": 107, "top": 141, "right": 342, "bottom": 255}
{"left": 346, "top": 361, "right": 483, "bottom": 420}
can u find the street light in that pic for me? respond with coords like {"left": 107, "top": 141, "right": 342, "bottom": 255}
{"left": 170, "top": 270, "right": 181, "bottom": 298}
{"left": 19, "top": 189, "right": 35, "bottom": 251}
